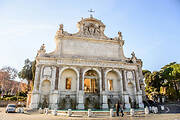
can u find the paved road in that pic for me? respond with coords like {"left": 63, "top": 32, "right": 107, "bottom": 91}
{"left": 0, "top": 108, "right": 180, "bottom": 120}
{"left": 165, "top": 104, "right": 180, "bottom": 113}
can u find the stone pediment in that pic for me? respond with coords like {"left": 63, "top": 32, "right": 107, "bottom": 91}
{"left": 55, "top": 16, "right": 110, "bottom": 40}
{"left": 74, "top": 17, "right": 109, "bottom": 39}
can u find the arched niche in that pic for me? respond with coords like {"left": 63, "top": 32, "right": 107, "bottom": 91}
{"left": 106, "top": 71, "right": 120, "bottom": 91}
{"left": 41, "top": 80, "right": 51, "bottom": 95}
{"left": 60, "top": 69, "right": 77, "bottom": 91}
{"left": 40, "top": 80, "right": 51, "bottom": 108}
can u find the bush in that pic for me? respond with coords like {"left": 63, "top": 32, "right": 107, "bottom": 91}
{"left": 3, "top": 95, "right": 14, "bottom": 98}
{"left": 11, "top": 96, "right": 18, "bottom": 101}
{"left": 16, "top": 92, "right": 27, "bottom": 97}
{"left": 1, "top": 95, "right": 27, "bottom": 101}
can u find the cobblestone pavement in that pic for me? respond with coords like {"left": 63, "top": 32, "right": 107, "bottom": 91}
{"left": 0, "top": 108, "right": 180, "bottom": 120}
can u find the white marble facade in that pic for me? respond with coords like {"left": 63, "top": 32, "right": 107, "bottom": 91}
{"left": 30, "top": 16, "right": 145, "bottom": 110}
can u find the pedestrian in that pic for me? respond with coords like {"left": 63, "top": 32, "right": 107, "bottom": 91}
{"left": 115, "top": 102, "right": 120, "bottom": 116}
{"left": 120, "top": 103, "right": 124, "bottom": 117}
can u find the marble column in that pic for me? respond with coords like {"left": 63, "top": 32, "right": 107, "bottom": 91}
{"left": 54, "top": 67, "right": 59, "bottom": 90}
{"left": 30, "top": 65, "right": 41, "bottom": 109}
{"left": 101, "top": 68, "right": 108, "bottom": 109}
{"left": 77, "top": 68, "right": 84, "bottom": 109}
{"left": 50, "top": 90, "right": 59, "bottom": 109}
{"left": 135, "top": 68, "right": 144, "bottom": 108}
{"left": 122, "top": 70, "right": 130, "bottom": 108}
{"left": 134, "top": 70, "right": 139, "bottom": 92}
{"left": 33, "top": 65, "right": 41, "bottom": 91}
{"left": 122, "top": 70, "right": 126, "bottom": 91}
{"left": 137, "top": 90, "right": 144, "bottom": 108}
{"left": 30, "top": 92, "right": 40, "bottom": 109}
{"left": 101, "top": 68, "right": 105, "bottom": 91}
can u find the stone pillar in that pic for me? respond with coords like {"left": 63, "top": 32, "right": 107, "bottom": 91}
{"left": 51, "top": 66, "right": 57, "bottom": 91}
{"left": 88, "top": 109, "right": 92, "bottom": 117}
{"left": 101, "top": 68, "right": 105, "bottom": 91}
{"left": 110, "top": 109, "right": 114, "bottom": 117}
{"left": 123, "top": 92, "right": 130, "bottom": 109}
{"left": 101, "top": 68, "right": 108, "bottom": 109}
{"left": 79, "top": 68, "right": 83, "bottom": 90}
{"left": 122, "top": 70, "right": 130, "bottom": 108}
{"left": 54, "top": 67, "right": 59, "bottom": 90}
{"left": 134, "top": 70, "right": 140, "bottom": 92}
{"left": 50, "top": 90, "right": 59, "bottom": 110}
{"left": 138, "top": 65, "right": 146, "bottom": 100}
{"left": 145, "top": 106, "right": 149, "bottom": 114}
{"left": 102, "top": 92, "right": 108, "bottom": 109}
{"left": 51, "top": 109, "right": 57, "bottom": 116}
{"left": 130, "top": 108, "right": 135, "bottom": 116}
{"left": 33, "top": 65, "right": 41, "bottom": 91}
{"left": 162, "top": 97, "right": 165, "bottom": 103}
{"left": 68, "top": 109, "right": 72, "bottom": 117}
{"left": 77, "top": 91, "right": 84, "bottom": 109}
{"left": 77, "top": 68, "right": 84, "bottom": 109}
{"left": 118, "top": 69, "right": 124, "bottom": 94}
{"left": 30, "top": 91, "right": 40, "bottom": 109}
{"left": 122, "top": 70, "right": 126, "bottom": 91}
{"left": 137, "top": 90, "right": 144, "bottom": 108}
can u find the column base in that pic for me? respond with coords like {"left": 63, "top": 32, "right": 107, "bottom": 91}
{"left": 139, "top": 103, "right": 144, "bottom": 108}
{"left": 125, "top": 103, "right": 131, "bottom": 109}
{"left": 30, "top": 103, "right": 39, "bottom": 109}
{"left": 102, "top": 103, "right": 108, "bottom": 109}
{"left": 51, "top": 103, "right": 58, "bottom": 110}
{"left": 77, "top": 103, "right": 84, "bottom": 109}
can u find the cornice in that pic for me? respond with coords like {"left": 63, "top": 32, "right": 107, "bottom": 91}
{"left": 56, "top": 35, "right": 119, "bottom": 44}
{"left": 36, "top": 57, "right": 141, "bottom": 69}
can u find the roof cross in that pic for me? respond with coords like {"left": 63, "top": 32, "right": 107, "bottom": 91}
{"left": 88, "top": 9, "right": 95, "bottom": 18}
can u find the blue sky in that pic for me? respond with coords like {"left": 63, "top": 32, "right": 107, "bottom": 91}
{"left": 0, "top": 0, "right": 180, "bottom": 73}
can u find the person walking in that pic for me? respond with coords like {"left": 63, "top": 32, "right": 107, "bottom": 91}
{"left": 115, "top": 102, "right": 120, "bottom": 116}
{"left": 120, "top": 103, "right": 124, "bottom": 117}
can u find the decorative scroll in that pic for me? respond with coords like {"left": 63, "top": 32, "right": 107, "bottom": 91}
{"left": 55, "top": 67, "right": 59, "bottom": 90}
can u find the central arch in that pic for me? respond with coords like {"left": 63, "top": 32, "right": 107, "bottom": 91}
{"left": 83, "top": 69, "right": 100, "bottom": 109}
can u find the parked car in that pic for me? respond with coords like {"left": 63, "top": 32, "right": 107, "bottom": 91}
{"left": 5, "top": 104, "right": 16, "bottom": 113}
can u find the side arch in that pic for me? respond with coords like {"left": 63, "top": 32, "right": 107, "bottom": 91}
{"left": 105, "top": 69, "right": 122, "bottom": 92}
{"left": 59, "top": 67, "right": 79, "bottom": 91}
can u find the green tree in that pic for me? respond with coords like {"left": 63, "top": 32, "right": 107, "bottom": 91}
{"left": 18, "top": 59, "right": 35, "bottom": 91}
{"left": 143, "top": 62, "right": 180, "bottom": 101}
{"left": 144, "top": 71, "right": 163, "bottom": 100}
{"left": 142, "top": 70, "right": 151, "bottom": 76}
{"left": 160, "top": 63, "right": 180, "bottom": 100}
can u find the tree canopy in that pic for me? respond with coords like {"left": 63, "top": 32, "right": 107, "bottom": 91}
{"left": 143, "top": 62, "right": 180, "bottom": 101}
{"left": 18, "top": 59, "right": 36, "bottom": 91}
{"left": 1, "top": 66, "right": 18, "bottom": 80}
